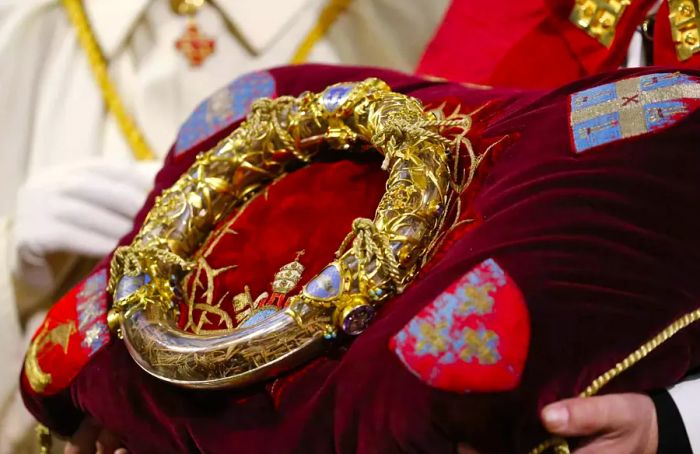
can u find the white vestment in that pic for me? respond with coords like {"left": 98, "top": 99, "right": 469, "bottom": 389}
{"left": 0, "top": 0, "right": 449, "bottom": 450}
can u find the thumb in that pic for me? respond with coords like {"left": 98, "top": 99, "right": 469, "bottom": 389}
{"left": 541, "top": 395, "right": 628, "bottom": 437}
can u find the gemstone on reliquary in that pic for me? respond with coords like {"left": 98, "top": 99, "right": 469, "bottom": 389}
{"left": 342, "top": 305, "right": 375, "bottom": 335}
{"left": 304, "top": 264, "right": 342, "bottom": 300}
{"left": 114, "top": 274, "right": 148, "bottom": 302}
{"left": 321, "top": 84, "right": 355, "bottom": 112}
{"left": 239, "top": 307, "right": 280, "bottom": 328}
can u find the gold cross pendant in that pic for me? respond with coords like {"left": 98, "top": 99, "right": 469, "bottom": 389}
{"left": 175, "top": 20, "right": 216, "bottom": 67}
{"left": 171, "top": 0, "right": 215, "bottom": 67}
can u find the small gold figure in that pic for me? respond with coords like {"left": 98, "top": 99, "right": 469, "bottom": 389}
{"left": 232, "top": 252, "right": 307, "bottom": 324}
{"left": 272, "top": 250, "right": 306, "bottom": 294}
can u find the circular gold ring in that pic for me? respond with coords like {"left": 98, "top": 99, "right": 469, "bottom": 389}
{"left": 109, "top": 78, "right": 455, "bottom": 388}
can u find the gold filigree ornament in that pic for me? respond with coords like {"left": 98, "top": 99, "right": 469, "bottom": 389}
{"left": 108, "top": 78, "right": 478, "bottom": 388}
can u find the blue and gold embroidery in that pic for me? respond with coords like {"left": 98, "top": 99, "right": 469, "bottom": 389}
{"left": 174, "top": 71, "right": 276, "bottom": 155}
{"left": 459, "top": 326, "right": 501, "bottom": 365}
{"left": 76, "top": 269, "right": 109, "bottom": 353}
{"left": 391, "top": 259, "right": 529, "bottom": 392}
{"left": 24, "top": 268, "right": 111, "bottom": 394}
{"left": 414, "top": 320, "right": 450, "bottom": 355}
{"left": 570, "top": 72, "right": 700, "bottom": 153}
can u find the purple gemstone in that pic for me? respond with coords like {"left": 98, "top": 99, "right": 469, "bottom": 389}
{"left": 342, "top": 305, "right": 375, "bottom": 335}
{"left": 304, "top": 264, "right": 342, "bottom": 300}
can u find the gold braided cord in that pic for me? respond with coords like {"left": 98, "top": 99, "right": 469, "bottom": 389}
{"left": 60, "top": 0, "right": 156, "bottom": 161}
{"left": 528, "top": 437, "right": 570, "bottom": 454}
{"left": 61, "top": 0, "right": 349, "bottom": 161}
{"left": 35, "top": 424, "right": 52, "bottom": 454}
{"left": 336, "top": 218, "right": 403, "bottom": 290}
{"left": 581, "top": 308, "right": 700, "bottom": 397}
{"left": 290, "top": 0, "right": 352, "bottom": 64}
{"left": 528, "top": 307, "right": 700, "bottom": 454}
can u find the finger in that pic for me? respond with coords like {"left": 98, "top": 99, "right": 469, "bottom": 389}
{"left": 53, "top": 197, "right": 135, "bottom": 244}
{"left": 87, "top": 161, "right": 158, "bottom": 193}
{"left": 134, "top": 162, "right": 161, "bottom": 188}
{"left": 46, "top": 221, "right": 126, "bottom": 258}
{"left": 32, "top": 160, "right": 150, "bottom": 192}
{"left": 64, "top": 418, "right": 100, "bottom": 454}
{"left": 95, "top": 428, "right": 123, "bottom": 454}
{"left": 573, "top": 437, "right": 621, "bottom": 454}
{"left": 541, "top": 395, "right": 632, "bottom": 437}
{"left": 62, "top": 173, "right": 151, "bottom": 220}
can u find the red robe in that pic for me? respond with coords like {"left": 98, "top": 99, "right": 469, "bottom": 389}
{"left": 417, "top": 0, "right": 700, "bottom": 89}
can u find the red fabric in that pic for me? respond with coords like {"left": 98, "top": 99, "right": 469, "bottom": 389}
{"left": 390, "top": 258, "right": 530, "bottom": 393}
{"left": 417, "top": 0, "right": 657, "bottom": 89}
{"left": 654, "top": 1, "right": 700, "bottom": 68}
{"left": 24, "top": 268, "right": 110, "bottom": 395}
{"left": 21, "top": 65, "right": 700, "bottom": 453}
{"left": 182, "top": 157, "right": 388, "bottom": 331}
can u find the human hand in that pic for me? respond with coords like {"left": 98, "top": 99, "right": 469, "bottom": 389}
{"left": 64, "top": 418, "right": 126, "bottom": 454}
{"left": 541, "top": 393, "right": 658, "bottom": 454}
{"left": 14, "top": 159, "right": 159, "bottom": 261}
{"left": 11, "top": 159, "right": 159, "bottom": 305}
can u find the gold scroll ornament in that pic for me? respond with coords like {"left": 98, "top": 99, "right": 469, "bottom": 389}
{"left": 24, "top": 321, "right": 77, "bottom": 393}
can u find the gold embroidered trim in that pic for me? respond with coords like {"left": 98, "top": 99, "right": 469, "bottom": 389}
{"left": 529, "top": 307, "right": 700, "bottom": 454}
{"left": 24, "top": 321, "right": 77, "bottom": 393}
{"left": 570, "top": 0, "right": 631, "bottom": 47}
{"left": 669, "top": 0, "right": 700, "bottom": 61}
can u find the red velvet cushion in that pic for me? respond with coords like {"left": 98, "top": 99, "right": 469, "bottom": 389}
{"left": 181, "top": 155, "right": 388, "bottom": 331}
{"left": 22, "top": 65, "right": 700, "bottom": 453}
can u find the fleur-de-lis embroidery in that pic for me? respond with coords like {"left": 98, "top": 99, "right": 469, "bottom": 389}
{"left": 459, "top": 283, "right": 494, "bottom": 315}
{"left": 460, "top": 327, "right": 501, "bottom": 365}
{"left": 415, "top": 320, "right": 449, "bottom": 355}
{"left": 391, "top": 258, "right": 528, "bottom": 393}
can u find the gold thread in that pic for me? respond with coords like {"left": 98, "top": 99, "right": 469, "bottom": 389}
{"left": 24, "top": 321, "right": 77, "bottom": 393}
{"left": 181, "top": 180, "right": 282, "bottom": 335}
{"left": 24, "top": 339, "right": 52, "bottom": 393}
